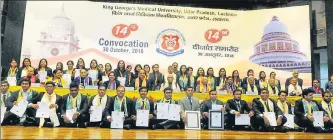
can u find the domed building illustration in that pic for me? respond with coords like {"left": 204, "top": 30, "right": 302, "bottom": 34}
{"left": 249, "top": 16, "right": 311, "bottom": 73}
{"left": 37, "top": 4, "right": 80, "bottom": 58}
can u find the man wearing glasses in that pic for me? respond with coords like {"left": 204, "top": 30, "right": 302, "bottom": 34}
{"left": 152, "top": 87, "right": 180, "bottom": 129}
{"left": 252, "top": 88, "right": 288, "bottom": 132}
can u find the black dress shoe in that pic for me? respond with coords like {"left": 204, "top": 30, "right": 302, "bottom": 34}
{"left": 78, "top": 122, "right": 87, "bottom": 128}
{"left": 176, "top": 124, "right": 181, "bottom": 129}
{"left": 124, "top": 124, "right": 131, "bottom": 130}
{"left": 152, "top": 125, "right": 157, "bottom": 130}
{"left": 46, "top": 122, "right": 54, "bottom": 128}
{"left": 281, "top": 126, "right": 288, "bottom": 133}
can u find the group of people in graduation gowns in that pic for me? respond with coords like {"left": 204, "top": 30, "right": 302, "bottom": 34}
{"left": 2, "top": 78, "right": 333, "bottom": 133}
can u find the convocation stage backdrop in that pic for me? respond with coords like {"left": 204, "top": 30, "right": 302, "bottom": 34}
{"left": 20, "top": 1, "right": 311, "bottom": 88}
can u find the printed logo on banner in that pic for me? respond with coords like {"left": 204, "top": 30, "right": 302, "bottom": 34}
{"left": 112, "top": 24, "right": 139, "bottom": 38}
{"left": 156, "top": 29, "right": 185, "bottom": 57}
{"left": 204, "top": 29, "right": 229, "bottom": 43}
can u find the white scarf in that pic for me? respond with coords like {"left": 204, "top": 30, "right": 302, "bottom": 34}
{"left": 92, "top": 94, "right": 107, "bottom": 107}
{"left": 39, "top": 93, "right": 57, "bottom": 127}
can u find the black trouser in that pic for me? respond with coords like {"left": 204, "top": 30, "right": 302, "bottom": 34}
{"left": 151, "top": 119, "right": 179, "bottom": 129}
{"left": 227, "top": 114, "right": 253, "bottom": 130}
{"left": 252, "top": 114, "right": 287, "bottom": 131}
{"left": 131, "top": 117, "right": 155, "bottom": 129}
{"left": 61, "top": 113, "right": 88, "bottom": 127}
{"left": 296, "top": 116, "right": 333, "bottom": 131}
{"left": 100, "top": 117, "right": 133, "bottom": 128}
{"left": 2, "top": 111, "right": 20, "bottom": 125}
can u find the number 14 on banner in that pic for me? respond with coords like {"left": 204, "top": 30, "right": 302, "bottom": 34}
{"left": 205, "top": 29, "right": 229, "bottom": 43}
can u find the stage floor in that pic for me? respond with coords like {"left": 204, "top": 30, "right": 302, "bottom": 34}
{"left": 1, "top": 126, "right": 333, "bottom": 139}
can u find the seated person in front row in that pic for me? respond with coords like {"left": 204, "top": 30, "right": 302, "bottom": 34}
{"left": 131, "top": 87, "right": 155, "bottom": 129}
{"left": 252, "top": 88, "right": 288, "bottom": 132}
{"left": 242, "top": 76, "right": 259, "bottom": 94}
{"left": 31, "top": 81, "right": 63, "bottom": 128}
{"left": 294, "top": 89, "right": 331, "bottom": 133}
{"left": 320, "top": 92, "right": 333, "bottom": 130}
{"left": 87, "top": 84, "right": 110, "bottom": 127}
{"left": 103, "top": 71, "right": 120, "bottom": 90}
{"left": 179, "top": 87, "right": 201, "bottom": 128}
{"left": 103, "top": 86, "right": 133, "bottom": 130}
{"left": 226, "top": 89, "right": 254, "bottom": 130}
{"left": 74, "top": 69, "right": 92, "bottom": 88}
{"left": 60, "top": 82, "right": 89, "bottom": 128}
{"left": 1, "top": 81, "right": 13, "bottom": 125}
{"left": 201, "top": 90, "right": 225, "bottom": 129}
{"left": 132, "top": 70, "right": 149, "bottom": 90}
{"left": 5, "top": 79, "right": 39, "bottom": 126}
{"left": 152, "top": 87, "right": 180, "bottom": 129}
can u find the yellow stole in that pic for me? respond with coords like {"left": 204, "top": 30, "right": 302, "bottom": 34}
{"left": 197, "top": 76, "right": 204, "bottom": 92}
{"left": 9, "top": 67, "right": 17, "bottom": 77}
{"left": 135, "top": 78, "right": 146, "bottom": 89}
{"left": 67, "top": 69, "right": 73, "bottom": 75}
{"left": 71, "top": 95, "right": 78, "bottom": 109}
{"left": 260, "top": 79, "right": 268, "bottom": 88}
{"left": 207, "top": 77, "right": 214, "bottom": 89}
{"left": 17, "top": 89, "right": 31, "bottom": 103}
{"left": 268, "top": 85, "right": 279, "bottom": 96}
{"left": 260, "top": 98, "right": 274, "bottom": 112}
{"left": 277, "top": 100, "right": 289, "bottom": 115}
{"left": 145, "top": 73, "right": 150, "bottom": 80}
{"left": 321, "top": 101, "right": 333, "bottom": 118}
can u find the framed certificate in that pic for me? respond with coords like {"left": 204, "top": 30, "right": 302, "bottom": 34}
{"left": 185, "top": 111, "right": 201, "bottom": 130}
{"left": 209, "top": 110, "right": 224, "bottom": 130}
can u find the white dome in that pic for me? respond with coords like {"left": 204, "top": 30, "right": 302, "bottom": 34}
{"left": 263, "top": 16, "right": 288, "bottom": 36}
{"left": 47, "top": 4, "right": 75, "bottom": 36}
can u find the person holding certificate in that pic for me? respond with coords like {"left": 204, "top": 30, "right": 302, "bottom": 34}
{"left": 179, "top": 87, "right": 201, "bottom": 129}
{"left": 87, "top": 84, "right": 110, "bottom": 127}
{"left": 131, "top": 87, "right": 154, "bottom": 129}
{"left": 252, "top": 88, "right": 288, "bottom": 132}
{"left": 1, "top": 81, "right": 13, "bottom": 125}
{"left": 201, "top": 90, "right": 225, "bottom": 129}
{"left": 148, "top": 64, "right": 164, "bottom": 91}
{"left": 294, "top": 89, "right": 330, "bottom": 133}
{"left": 31, "top": 81, "right": 63, "bottom": 127}
{"left": 320, "top": 92, "right": 333, "bottom": 130}
{"left": 226, "top": 89, "right": 254, "bottom": 130}
{"left": 103, "top": 86, "right": 133, "bottom": 129}
{"left": 60, "top": 82, "right": 89, "bottom": 128}
{"left": 277, "top": 91, "right": 292, "bottom": 115}
{"left": 152, "top": 87, "right": 180, "bottom": 129}
{"left": 5, "top": 78, "right": 39, "bottom": 126}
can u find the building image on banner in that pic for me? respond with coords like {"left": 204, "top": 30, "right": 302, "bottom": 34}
{"left": 249, "top": 16, "right": 311, "bottom": 73}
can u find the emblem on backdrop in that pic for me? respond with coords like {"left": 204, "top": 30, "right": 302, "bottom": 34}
{"left": 156, "top": 29, "right": 185, "bottom": 57}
